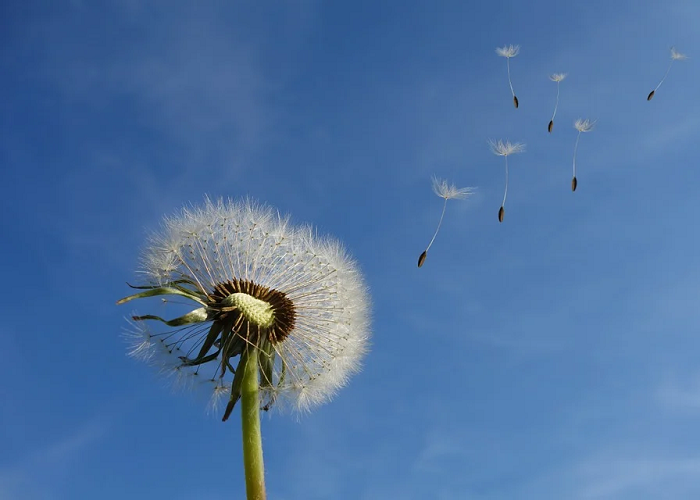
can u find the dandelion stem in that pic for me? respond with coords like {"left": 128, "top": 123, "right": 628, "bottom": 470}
{"left": 425, "top": 198, "right": 448, "bottom": 253}
{"left": 502, "top": 156, "right": 509, "bottom": 207}
{"left": 572, "top": 131, "right": 581, "bottom": 178}
{"left": 241, "top": 346, "right": 266, "bottom": 500}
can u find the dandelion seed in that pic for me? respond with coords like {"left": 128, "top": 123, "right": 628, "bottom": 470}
{"left": 418, "top": 177, "right": 475, "bottom": 267}
{"left": 572, "top": 119, "right": 595, "bottom": 191}
{"left": 648, "top": 47, "right": 688, "bottom": 100}
{"left": 489, "top": 140, "right": 525, "bottom": 222}
{"left": 496, "top": 45, "right": 520, "bottom": 108}
{"left": 548, "top": 73, "right": 567, "bottom": 132}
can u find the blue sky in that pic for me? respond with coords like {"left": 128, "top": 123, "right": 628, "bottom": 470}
{"left": 1, "top": 1, "right": 699, "bottom": 498}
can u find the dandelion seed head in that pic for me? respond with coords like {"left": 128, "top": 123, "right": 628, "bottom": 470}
{"left": 431, "top": 176, "right": 476, "bottom": 200}
{"left": 574, "top": 118, "right": 596, "bottom": 133}
{"left": 496, "top": 45, "right": 520, "bottom": 58}
{"left": 549, "top": 73, "right": 567, "bottom": 82}
{"left": 489, "top": 139, "right": 526, "bottom": 157}
{"left": 120, "top": 197, "right": 371, "bottom": 416}
{"left": 671, "top": 47, "right": 688, "bottom": 61}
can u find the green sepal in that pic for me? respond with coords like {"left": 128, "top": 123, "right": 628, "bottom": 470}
{"left": 179, "top": 349, "right": 220, "bottom": 367}
{"left": 132, "top": 307, "right": 208, "bottom": 327}
{"left": 124, "top": 279, "right": 199, "bottom": 290}
{"left": 262, "top": 353, "right": 285, "bottom": 412}
{"left": 218, "top": 320, "right": 245, "bottom": 378}
{"left": 258, "top": 340, "right": 276, "bottom": 390}
{"left": 222, "top": 347, "right": 249, "bottom": 421}
{"left": 217, "top": 321, "right": 234, "bottom": 377}
{"left": 192, "top": 321, "right": 223, "bottom": 363}
{"left": 277, "top": 356, "right": 286, "bottom": 389}
{"left": 116, "top": 286, "right": 207, "bottom": 306}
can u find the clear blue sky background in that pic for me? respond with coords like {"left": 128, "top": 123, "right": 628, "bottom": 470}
{"left": 2, "top": 1, "right": 699, "bottom": 499}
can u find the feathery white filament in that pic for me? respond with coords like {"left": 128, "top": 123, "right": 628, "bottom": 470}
{"left": 128, "top": 198, "right": 371, "bottom": 414}
{"left": 431, "top": 176, "right": 473, "bottom": 200}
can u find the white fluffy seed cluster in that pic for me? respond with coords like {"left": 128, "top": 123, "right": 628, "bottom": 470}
{"left": 125, "top": 197, "right": 371, "bottom": 413}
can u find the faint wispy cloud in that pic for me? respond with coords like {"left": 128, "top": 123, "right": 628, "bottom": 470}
{"left": 657, "top": 373, "right": 700, "bottom": 413}
{"left": 413, "top": 428, "right": 470, "bottom": 474}
{"left": 573, "top": 454, "right": 700, "bottom": 499}
{"left": 38, "top": 3, "right": 288, "bottom": 178}
{"left": 0, "top": 421, "right": 106, "bottom": 500}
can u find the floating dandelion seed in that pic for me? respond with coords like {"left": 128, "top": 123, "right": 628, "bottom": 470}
{"left": 118, "top": 198, "right": 370, "bottom": 499}
{"left": 648, "top": 47, "right": 688, "bottom": 100}
{"left": 496, "top": 45, "right": 520, "bottom": 108}
{"left": 548, "top": 73, "right": 567, "bottom": 132}
{"left": 489, "top": 140, "right": 525, "bottom": 222}
{"left": 418, "top": 177, "right": 475, "bottom": 268}
{"left": 572, "top": 119, "right": 595, "bottom": 191}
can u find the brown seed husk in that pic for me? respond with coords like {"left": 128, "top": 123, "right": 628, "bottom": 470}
{"left": 572, "top": 176, "right": 578, "bottom": 192}
{"left": 513, "top": 95, "right": 519, "bottom": 108}
{"left": 647, "top": 90, "right": 655, "bottom": 101}
{"left": 498, "top": 206, "right": 505, "bottom": 222}
{"left": 548, "top": 120, "right": 554, "bottom": 133}
{"left": 418, "top": 250, "right": 427, "bottom": 268}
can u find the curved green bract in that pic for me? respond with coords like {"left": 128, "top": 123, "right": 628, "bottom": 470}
{"left": 132, "top": 307, "right": 208, "bottom": 326}
{"left": 116, "top": 285, "right": 207, "bottom": 306}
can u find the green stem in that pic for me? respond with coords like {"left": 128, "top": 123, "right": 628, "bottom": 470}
{"left": 241, "top": 347, "right": 266, "bottom": 500}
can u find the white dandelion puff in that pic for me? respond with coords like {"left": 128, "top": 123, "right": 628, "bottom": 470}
{"left": 418, "top": 177, "right": 476, "bottom": 268}
{"left": 574, "top": 118, "right": 595, "bottom": 133}
{"left": 118, "top": 197, "right": 371, "bottom": 418}
{"left": 489, "top": 140, "right": 525, "bottom": 222}
{"left": 648, "top": 47, "right": 688, "bottom": 100}
{"left": 548, "top": 73, "right": 567, "bottom": 132}
{"left": 432, "top": 176, "right": 474, "bottom": 201}
{"left": 571, "top": 119, "right": 596, "bottom": 191}
{"left": 549, "top": 73, "right": 567, "bottom": 82}
{"left": 496, "top": 45, "right": 520, "bottom": 108}
{"left": 496, "top": 44, "right": 520, "bottom": 58}
{"left": 671, "top": 47, "right": 688, "bottom": 61}
{"left": 117, "top": 197, "right": 372, "bottom": 498}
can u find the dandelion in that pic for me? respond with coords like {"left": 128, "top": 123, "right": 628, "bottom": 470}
{"left": 489, "top": 140, "right": 525, "bottom": 222}
{"left": 418, "top": 177, "right": 475, "bottom": 267}
{"left": 117, "top": 197, "right": 370, "bottom": 500}
{"left": 648, "top": 47, "right": 688, "bottom": 100}
{"left": 548, "top": 73, "right": 567, "bottom": 132}
{"left": 496, "top": 45, "right": 520, "bottom": 108}
{"left": 571, "top": 118, "right": 595, "bottom": 191}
